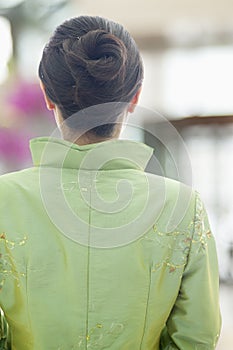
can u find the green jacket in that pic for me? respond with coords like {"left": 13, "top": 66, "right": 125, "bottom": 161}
{"left": 0, "top": 137, "right": 221, "bottom": 349}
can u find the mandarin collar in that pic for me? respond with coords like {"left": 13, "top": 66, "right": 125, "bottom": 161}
{"left": 30, "top": 137, "right": 153, "bottom": 171}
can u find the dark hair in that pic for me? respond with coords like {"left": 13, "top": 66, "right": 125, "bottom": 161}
{"left": 39, "top": 16, "right": 143, "bottom": 137}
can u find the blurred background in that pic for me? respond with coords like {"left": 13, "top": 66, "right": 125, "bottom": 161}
{"left": 0, "top": 0, "right": 232, "bottom": 348}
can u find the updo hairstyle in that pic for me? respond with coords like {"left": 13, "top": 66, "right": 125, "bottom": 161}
{"left": 39, "top": 16, "right": 143, "bottom": 137}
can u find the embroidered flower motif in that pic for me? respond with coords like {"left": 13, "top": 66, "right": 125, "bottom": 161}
{"left": 0, "top": 233, "right": 27, "bottom": 290}
{"left": 140, "top": 193, "right": 212, "bottom": 275}
{"left": 151, "top": 260, "right": 186, "bottom": 274}
{"left": 192, "top": 194, "right": 212, "bottom": 252}
{"left": 139, "top": 223, "right": 193, "bottom": 275}
{"left": 78, "top": 322, "right": 124, "bottom": 348}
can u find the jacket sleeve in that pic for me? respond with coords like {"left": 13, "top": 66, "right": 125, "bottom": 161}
{"left": 160, "top": 192, "right": 221, "bottom": 350}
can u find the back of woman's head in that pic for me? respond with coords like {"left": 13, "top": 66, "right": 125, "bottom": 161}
{"left": 39, "top": 16, "right": 143, "bottom": 137}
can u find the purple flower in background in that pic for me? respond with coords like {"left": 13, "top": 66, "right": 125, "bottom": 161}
{"left": 0, "top": 128, "right": 31, "bottom": 162}
{"left": 6, "top": 81, "right": 52, "bottom": 118}
{"left": 0, "top": 80, "right": 55, "bottom": 172}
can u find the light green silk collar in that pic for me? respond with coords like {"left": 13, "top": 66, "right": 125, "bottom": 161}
{"left": 30, "top": 137, "right": 153, "bottom": 171}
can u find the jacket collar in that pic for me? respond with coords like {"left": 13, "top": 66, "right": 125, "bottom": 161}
{"left": 30, "top": 137, "right": 153, "bottom": 171}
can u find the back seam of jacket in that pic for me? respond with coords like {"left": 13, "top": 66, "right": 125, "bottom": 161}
{"left": 139, "top": 267, "right": 152, "bottom": 350}
{"left": 85, "top": 174, "right": 92, "bottom": 350}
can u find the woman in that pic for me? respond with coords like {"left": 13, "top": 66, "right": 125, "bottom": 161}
{"left": 0, "top": 16, "right": 221, "bottom": 349}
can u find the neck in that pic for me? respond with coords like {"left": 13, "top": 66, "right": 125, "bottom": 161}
{"left": 59, "top": 124, "right": 121, "bottom": 146}
{"left": 55, "top": 108, "right": 123, "bottom": 145}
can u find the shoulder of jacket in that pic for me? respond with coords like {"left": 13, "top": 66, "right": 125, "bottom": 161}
{"left": 0, "top": 167, "right": 36, "bottom": 191}
{"left": 145, "top": 172, "right": 195, "bottom": 200}
{"left": 145, "top": 172, "right": 197, "bottom": 229}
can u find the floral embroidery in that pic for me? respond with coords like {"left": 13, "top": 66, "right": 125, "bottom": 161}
{"left": 78, "top": 322, "right": 124, "bottom": 349}
{"left": 151, "top": 260, "right": 186, "bottom": 274}
{"left": 0, "top": 233, "right": 27, "bottom": 290}
{"left": 140, "top": 223, "right": 193, "bottom": 274}
{"left": 140, "top": 193, "right": 212, "bottom": 274}
{"left": 192, "top": 194, "right": 212, "bottom": 252}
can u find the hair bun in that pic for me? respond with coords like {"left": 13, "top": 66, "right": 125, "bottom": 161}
{"left": 77, "top": 30, "right": 127, "bottom": 82}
